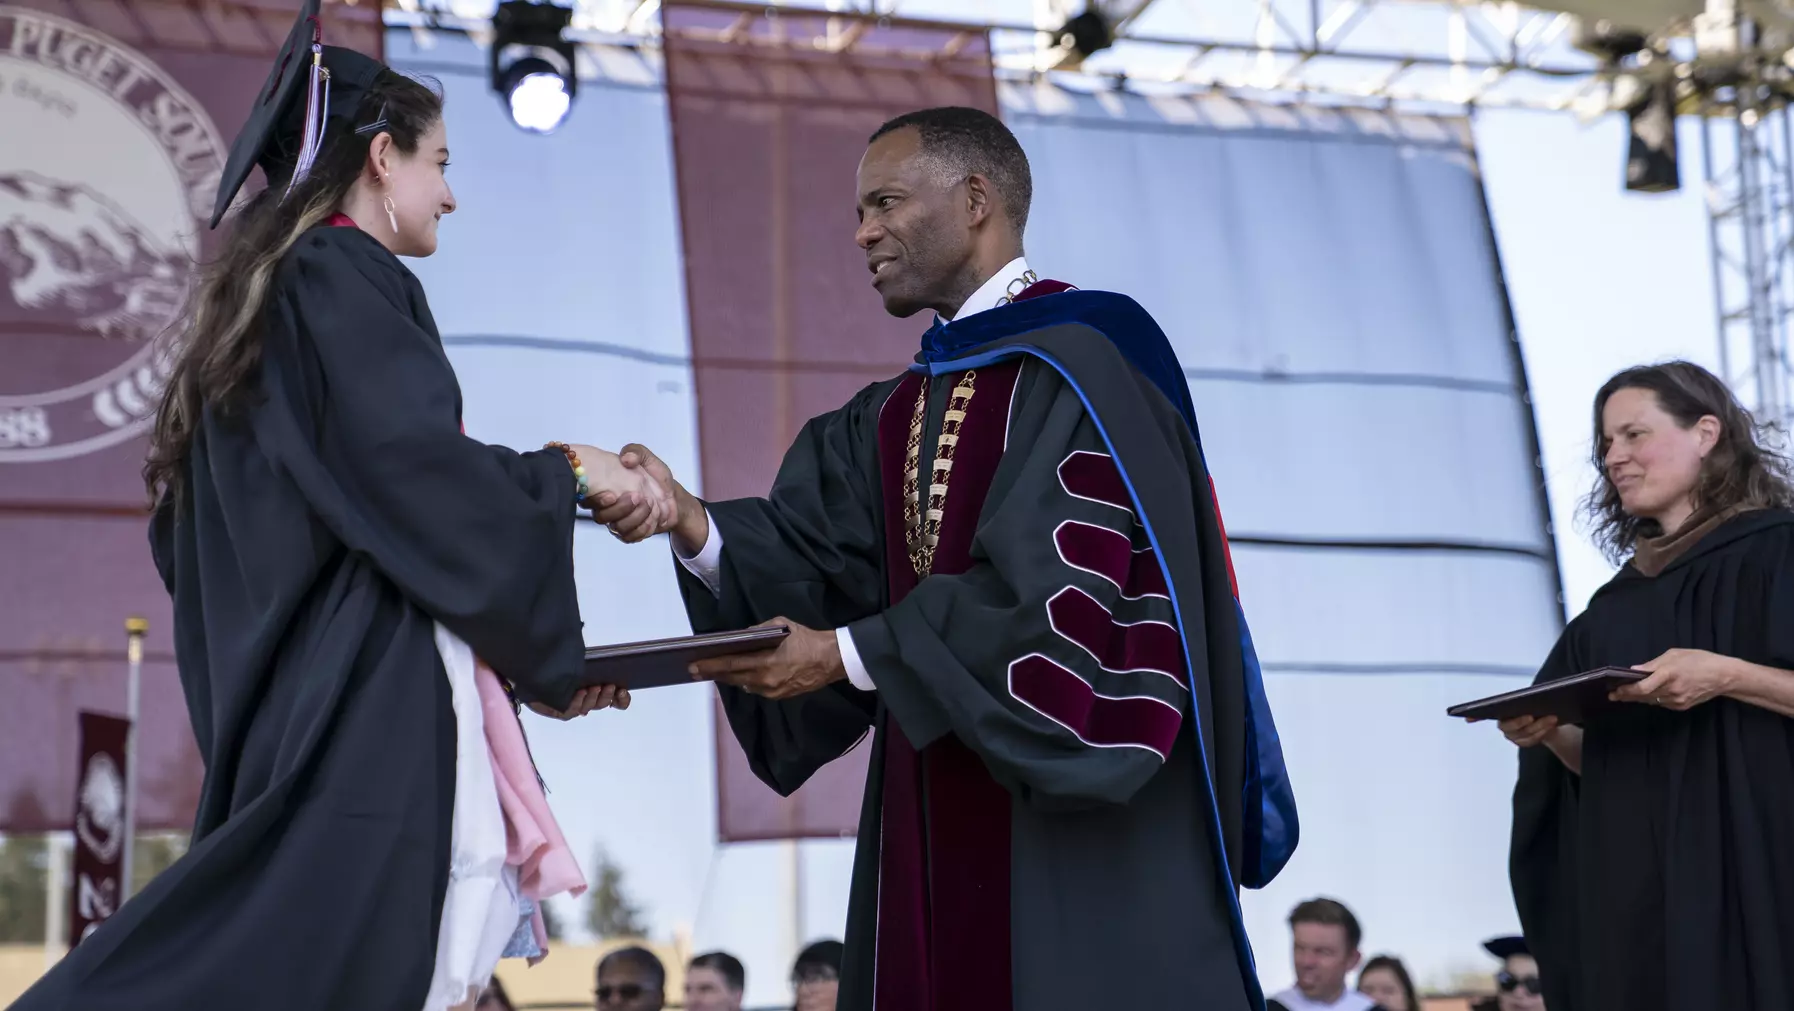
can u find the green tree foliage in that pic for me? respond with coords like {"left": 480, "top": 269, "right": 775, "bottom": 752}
{"left": 131, "top": 832, "right": 187, "bottom": 898}
{"left": 584, "top": 846, "right": 648, "bottom": 940}
{"left": 0, "top": 831, "right": 189, "bottom": 943}
{"left": 0, "top": 835, "right": 48, "bottom": 943}
{"left": 539, "top": 897, "right": 565, "bottom": 941}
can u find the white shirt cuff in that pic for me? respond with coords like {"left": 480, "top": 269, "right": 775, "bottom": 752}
{"left": 838, "top": 627, "right": 875, "bottom": 692}
{"left": 673, "top": 509, "right": 723, "bottom": 596}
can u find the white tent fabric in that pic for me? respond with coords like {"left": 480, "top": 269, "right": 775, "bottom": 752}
{"left": 1004, "top": 83, "right": 1562, "bottom": 987}
{"left": 389, "top": 32, "right": 1562, "bottom": 996}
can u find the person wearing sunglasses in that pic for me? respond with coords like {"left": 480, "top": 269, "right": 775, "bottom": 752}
{"left": 1469, "top": 936, "right": 1545, "bottom": 1011}
{"left": 595, "top": 947, "right": 666, "bottom": 1011}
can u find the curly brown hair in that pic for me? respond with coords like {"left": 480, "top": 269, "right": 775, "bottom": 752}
{"left": 1580, "top": 360, "right": 1794, "bottom": 562}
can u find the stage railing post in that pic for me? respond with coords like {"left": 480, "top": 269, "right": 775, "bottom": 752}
{"left": 122, "top": 617, "right": 147, "bottom": 901}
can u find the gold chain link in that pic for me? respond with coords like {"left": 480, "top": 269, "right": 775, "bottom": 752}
{"left": 902, "top": 370, "right": 977, "bottom": 576}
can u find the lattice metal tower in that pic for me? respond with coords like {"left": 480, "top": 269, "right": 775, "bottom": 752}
{"left": 394, "top": 0, "right": 1794, "bottom": 423}
{"left": 1692, "top": 3, "right": 1794, "bottom": 428}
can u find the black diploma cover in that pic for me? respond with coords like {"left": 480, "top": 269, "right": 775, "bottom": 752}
{"left": 1447, "top": 666, "right": 1648, "bottom": 723}
{"left": 582, "top": 626, "right": 789, "bottom": 690}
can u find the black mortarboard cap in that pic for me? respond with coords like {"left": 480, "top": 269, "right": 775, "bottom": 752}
{"left": 210, "top": 0, "right": 388, "bottom": 228}
{"left": 1483, "top": 935, "right": 1529, "bottom": 961}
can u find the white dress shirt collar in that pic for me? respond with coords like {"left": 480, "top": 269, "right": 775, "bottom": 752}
{"left": 941, "top": 256, "right": 1032, "bottom": 323}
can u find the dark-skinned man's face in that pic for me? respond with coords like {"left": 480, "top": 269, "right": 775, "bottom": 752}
{"left": 595, "top": 960, "right": 664, "bottom": 1011}
{"left": 854, "top": 126, "right": 978, "bottom": 319}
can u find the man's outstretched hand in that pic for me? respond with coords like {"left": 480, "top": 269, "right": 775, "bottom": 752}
{"left": 688, "top": 619, "right": 846, "bottom": 700}
{"left": 571, "top": 444, "right": 673, "bottom": 534}
{"left": 589, "top": 443, "right": 709, "bottom": 551}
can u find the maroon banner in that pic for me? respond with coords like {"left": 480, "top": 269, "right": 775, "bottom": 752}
{"left": 662, "top": 1, "right": 999, "bottom": 841}
{"left": 0, "top": 0, "right": 380, "bottom": 832}
{"left": 68, "top": 710, "right": 129, "bottom": 947}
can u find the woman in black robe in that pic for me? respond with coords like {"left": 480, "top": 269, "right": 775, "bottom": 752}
{"left": 12, "top": 12, "right": 656, "bottom": 1010}
{"left": 1500, "top": 360, "right": 1794, "bottom": 1011}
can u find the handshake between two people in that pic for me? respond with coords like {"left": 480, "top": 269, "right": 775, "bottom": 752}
{"left": 562, "top": 443, "right": 704, "bottom": 550}
{"left": 532, "top": 444, "right": 848, "bottom": 722}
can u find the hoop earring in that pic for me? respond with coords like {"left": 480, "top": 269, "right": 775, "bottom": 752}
{"left": 382, "top": 195, "right": 398, "bottom": 234}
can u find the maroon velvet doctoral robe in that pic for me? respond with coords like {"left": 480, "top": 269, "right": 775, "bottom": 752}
{"left": 682, "top": 279, "right": 1257, "bottom": 1011}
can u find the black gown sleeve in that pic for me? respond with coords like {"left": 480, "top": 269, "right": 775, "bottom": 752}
{"left": 1767, "top": 532, "right": 1794, "bottom": 667}
{"left": 677, "top": 382, "right": 891, "bottom": 632}
{"left": 848, "top": 366, "right": 1193, "bottom": 812}
{"left": 674, "top": 382, "right": 893, "bottom": 795}
{"left": 1509, "top": 629, "right": 1584, "bottom": 1011}
{"left": 256, "top": 229, "right": 586, "bottom": 708}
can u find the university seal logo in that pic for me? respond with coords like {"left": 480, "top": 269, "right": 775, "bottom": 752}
{"left": 74, "top": 750, "right": 124, "bottom": 863}
{"left": 0, "top": 6, "right": 226, "bottom": 463}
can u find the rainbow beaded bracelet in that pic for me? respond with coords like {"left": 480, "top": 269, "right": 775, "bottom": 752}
{"left": 544, "top": 441, "right": 591, "bottom": 501}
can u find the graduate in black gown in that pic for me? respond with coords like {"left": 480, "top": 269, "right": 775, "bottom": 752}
{"left": 594, "top": 108, "right": 1298, "bottom": 1011}
{"left": 1498, "top": 362, "right": 1794, "bottom": 1011}
{"left": 12, "top": 6, "right": 653, "bottom": 1008}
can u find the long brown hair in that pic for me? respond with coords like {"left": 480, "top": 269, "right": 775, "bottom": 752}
{"left": 1580, "top": 360, "right": 1794, "bottom": 562}
{"left": 143, "top": 69, "right": 443, "bottom": 503}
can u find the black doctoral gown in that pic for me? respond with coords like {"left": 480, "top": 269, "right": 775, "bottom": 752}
{"left": 12, "top": 225, "right": 589, "bottom": 1011}
{"left": 1511, "top": 509, "right": 1794, "bottom": 1011}
{"left": 676, "top": 308, "right": 1266, "bottom": 1011}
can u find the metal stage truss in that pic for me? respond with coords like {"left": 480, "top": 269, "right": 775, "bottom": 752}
{"left": 384, "top": 0, "right": 1794, "bottom": 424}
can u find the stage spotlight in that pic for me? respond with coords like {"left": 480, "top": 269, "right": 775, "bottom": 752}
{"left": 500, "top": 55, "right": 572, "bottom": 133}
{"left": 1625, "top": 73, "right": 1680, "bottom": 193}
{"left": 1571, "top": 16, "right": 1649, "bottom": 63}
{"left": 490, "top": 0, "right": 577, "bottom": 134}
{"left": 1056, "top": 8, "right": 1113, "bottom": 66}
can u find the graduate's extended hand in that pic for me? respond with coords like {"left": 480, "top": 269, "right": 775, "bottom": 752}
{"left": 527, "top": 684, "right": 633, "bottom": 720}
{"left": 1611, "top": 648, "right": 1741, "bottom": 711}
{"left": 687, "top": 618, "right": 845, "bottom": 700}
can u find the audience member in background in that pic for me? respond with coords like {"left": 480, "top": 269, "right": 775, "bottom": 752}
{"left": 1267, "top": 898, "right": 1383, "bottom": 1011}
{"left": 791, "top": 939, "right": 844, "bottom": 1011}
{"left": 685, "top": 950, "right": 746, "bottom": 1011}
{"left": 475, "top": 978, "right": 516, "bottom": 1011}
{"left": 1467, "top": 936, "right": 1544, "bottom": 1011}
{"left": 596, "top": 947, "right": 666, "bottom": 1011}
{"left": 1357, "top": 955, "right": 1419, "bottom": 1011}
{"left": 1499, "top": 361, "right": 1794, "bottom": 1011}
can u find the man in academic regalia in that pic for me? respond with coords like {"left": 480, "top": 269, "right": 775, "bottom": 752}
{"left": 597, "top": 107, "right": 1298, "bottom": 1011}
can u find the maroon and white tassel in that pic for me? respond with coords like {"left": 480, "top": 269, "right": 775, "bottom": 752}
{"left": 284, "top": 16, "right": 331, "bottom": 199}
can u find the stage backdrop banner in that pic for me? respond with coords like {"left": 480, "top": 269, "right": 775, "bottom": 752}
{"left": 661, "top": 2, "right": 999, "bottom": 842}
{"left": 67, "top": 711, "right": 129, "bottom": 947}
{"left": 1000, "top": 84, "right": 1563, "bottom": 987}
{"left": 0, "top": 0, "right": 380, "bottom": 833}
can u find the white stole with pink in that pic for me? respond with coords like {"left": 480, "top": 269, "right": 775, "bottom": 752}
{"left": 424, "top": 625, "right": 587, "bottom": 1011}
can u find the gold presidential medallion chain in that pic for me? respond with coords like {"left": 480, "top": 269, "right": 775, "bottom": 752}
{"left": 903, "top": 370, "right": 977, "bottom": 577}
{"left": 902, "top": 267, "right": 1035, "bottom": 576}
{"left": 997, "top": 269, "right": 1039, "bottom": 305}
